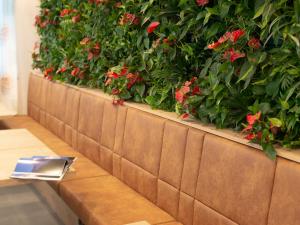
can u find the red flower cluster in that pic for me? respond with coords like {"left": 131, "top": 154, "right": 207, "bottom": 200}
{"left": 119, "top": 13, "right": 140, "bottom": 25}
{"left": 71, "top": 67, "right": 85, "bottom": 79}
{"left": 196, "top": 0, "right": 209, "bottom": 6}
{"left": 44, "top": 67, "right": 54, "bottom": 80}
{"left": 207, "top": 29, "right": 245, "bottom": 49}
{"left": 88, "top": 43, "right": 101, "bottom": 61}
{"left": 60, "top": 9, "right": 80, "bottom": 23}
{"left": 35, "top": 15, "right": 50, "bottom": 28}
{"left": 56, "top": 67, "right": 67, "bottom": 74}
{"left": 223, "top": 48, "right": 246, "bottom": 62}
{"left": 248, "top": 38, "right": 261, "bottom": 49}
{"left": 147, "top": 22, "right": 160, "bottom": 34}
{"left": 175, "top": 77, "right": 201, "bottom": 104}
{"left": 243, "top": 112, "right": 262, "bottom": 140}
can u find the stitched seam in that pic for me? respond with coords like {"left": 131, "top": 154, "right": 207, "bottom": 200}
{"left": 111, "top": 104, "right": 119, "bottom": 150}
{"left": 176, "top": 127, "right": 189, "bottom": 219}
{"left": 192, "top": 133, "right": 207, "bottom": 225}
{"left": 265, "top": 159, "right": 278, "bottom": 224}
{"left": 156, "top": 119, "right": 167, "bottom": 205}
{"left": 119, "top": 107, "right": 128, "bottom": 180}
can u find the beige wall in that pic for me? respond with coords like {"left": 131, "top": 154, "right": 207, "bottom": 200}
{"left": 15, "top": 0, "right": 40, "bottom": 114}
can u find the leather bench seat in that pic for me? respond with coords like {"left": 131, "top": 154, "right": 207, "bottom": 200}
{"left": 1, "top": 115, "right": 177, "bottom": 225}
{"left": 59, "top": 176, "right": 175, "bottom": 225}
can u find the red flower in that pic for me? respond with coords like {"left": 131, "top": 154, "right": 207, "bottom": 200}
{"left": 181, "top": 113, "right": 190, "bottom": 119}
{"left": 120, "top": 13, "right": 139, "bottom": 25}
{"left": 190, "top": 77, "right": 197, "bottom": 83}
{"left": 80, "top": 37, "right": 90, "bottom": 45}
{"left": 71, "top": 67, "right": 80, "bottom": 76}
{"left": 72, "top": 15, "right": 81, "bottom": 23}
{"left": 35, "top": 15, "right": 41, "bottom": 26}
{"left": 181, "top": 85, "right": 190, "bottom": 94}
{"left": 88, "top": 51, "right": 94, "bottom": 61}
{"left": 245, "top": 133, "right": 255, "bottom": 141}
{"left": 120, "top": 66, "right": 128, "bottom": 76}
{"left": 175, "top": 90, "right": 185, "bottom": 104}
{"left": 56, "top": 67, "right": 67, "bottom": 74}
{"left": 105, "top": 78, "right": 112, "bottom": 86}
{"left": 184, "top": 81, "right": 192, "bottom": 87}
{"left": 107, "top": 71, "right": 119, "bottom": 78}
{"left": 248, "top": 38, "right": 261, "bottom": 49}
{"left": 196, "top": 0, "right": 209, "bottom": 6}
{"left": 192, "top": 86, "right": 201, "bottom": 95}
{"left": 147, "top": 22, "right": 160, "bottom": 34}
{"left": 60, "top": 9, "right": 71, "bottom": 17}
{"left": 223, "top": 48, "right": 246, "bottom": 62}
{"left": 218, "top": 32, "right": 231, "bottom": 44}
{"left": 44, "top": 67, "right": 54, "bottom": 77}
{"left": 112, "top": 88, "right": 120, "bottom": 95}
{"left": 230, "top": 29, "right": 245, "bottom": 43}
{"left": 92, "top": 43, "right": 101, "bottom": 55}
{"left": 247, "top": 112, "right": 261, "bottom": 125}
{"left": 113, "top": 99, "right": 124, "bottom": 105}
{"left": 207, "top": 41, "right": 221, "bottom": 49}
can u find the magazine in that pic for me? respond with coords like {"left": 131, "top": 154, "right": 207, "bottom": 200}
{"left": 10, "top": 156, "right": 76, "bottom": 181}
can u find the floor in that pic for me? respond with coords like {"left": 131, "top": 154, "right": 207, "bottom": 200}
{"left": 0, "top": 184, "right": 64, "bottom": 225}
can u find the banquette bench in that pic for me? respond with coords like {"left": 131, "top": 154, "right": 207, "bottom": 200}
{"left": 1, "top": 72, "right": 300, "bottom": 225}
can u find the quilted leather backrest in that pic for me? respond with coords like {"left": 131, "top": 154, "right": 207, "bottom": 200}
{"left": 27, "top": 73, "right": 300, "bottom": 225}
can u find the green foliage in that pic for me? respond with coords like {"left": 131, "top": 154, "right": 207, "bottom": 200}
{"left": 34, "top": 0, "right": 300, "bottom": 158}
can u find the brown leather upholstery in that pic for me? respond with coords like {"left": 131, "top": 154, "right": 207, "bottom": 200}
{"left": 60, "top": 176, "right": 174, "bottom": 225}
{"left": 10, "top": 73, "right": 300, "bottom": 225}
{"left": 195, "top": 134, "right": 275, "bottom": 225}
{"left": 268, "top": 158, "right": 300, "bottom": 225}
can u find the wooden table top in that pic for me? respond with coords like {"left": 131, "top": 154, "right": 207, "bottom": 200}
{"left": 0, "top": 129, "right": 56, "bottom": 181}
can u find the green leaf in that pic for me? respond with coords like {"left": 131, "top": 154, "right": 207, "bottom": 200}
{"left": 253, "top": 1, "right": 267, "bottom": 19}
{"left": 237, "top": 62, "right": 256, "bottom": 83}
{"left": 269, "top": 118, "right": 283, "bottom": 127}
{"left": 261, "top": 142, "right": 277, "bottom": 160}
{"left": 259, "top": 102, "right": 271, "bottom": 114}
{"left": 135, "top": 84, "right": 146, "bottom": 97}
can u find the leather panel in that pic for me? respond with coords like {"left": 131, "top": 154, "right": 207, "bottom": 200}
{"left": 112, "top": 154, "right": 122, "bottom": 179}
{"left": 113, "top": 105, "right": 127, "bottom": 155}
{"left": 121, "top": 159, "right": 157, "bottom": 203}
{"left": 65, "top": 125, "right": 77, "bottom": 150}
{"left": 193, "top": 201, "right": 238, "bottom": 225}
{"left": 178, "top": 192, "right": 194, "bottom": 225}
{"left": 123, "top": 109, "right": 165, "bottom": 175}
{"left": 159, "top": 122, "right": 188, "bottom": 188}
{"left": 196, "top": 134, "right": 275, "bottom": 225}
{"left": 65, "top": 87, "right": 80, "bottom": 128}
{"left": 78, "top": 93, "right": 104, "bottom": 142}
{"left": 157, "top": 180, "right": 179, "bottom": 218}
{"left": 100, "top": 145, "right": 113, "bottom": 173}
{"left": 77, "top": 134, "right": 100, "bottom": 165}
{"left": 101, "top": 101, "right": 118, "bottom": 149}
{"left": 181, "top": 129, "right": 205, "bottom": 196}
{"left": 51, "top": 82, "right": 67, "bottom": 121}
{"left": 39, "top": 110, "right": 46, "bottom": 127}
{"left": 28, "top": 103, "right": 40, "bottom": 122}
{"left": 268, "top": 158, "right": 300, "bottom": 225}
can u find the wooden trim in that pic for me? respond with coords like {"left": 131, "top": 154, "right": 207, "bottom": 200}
{"left": 31, "top": 70, "right": 300, "bottom": 163}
